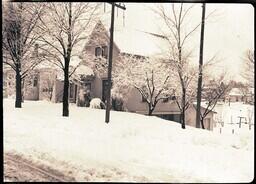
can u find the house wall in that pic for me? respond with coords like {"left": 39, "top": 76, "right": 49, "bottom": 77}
{"left": 54, "top": 80, "right": 64, "bottom": 103}
{"left": 185, "top": 106, "right": 214, "bottom": 131}
{"left": 125, "top": 88, "right": 180, "bottom": 114}
{"left": 80, "top": 21, "right": 120, "bottom": 103}
{"left": 3, "top": 69, "right": 16, "bottom": 98}
{"left": 38, "top": 69, "right": 56, "bottom": 102}
{"left": 124, "top": 88, "right": 215, "bottom": 130}
{"left": 23, "top": 71, "right": 40, "bottom": 101}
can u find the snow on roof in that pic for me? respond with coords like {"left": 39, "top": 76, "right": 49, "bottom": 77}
{"left": 192, "top": 103, "right": 217, "bottom": 113}
{"left": 70, "top": 55, "right": 83, "bottom": 68}
{"left": 83, "top": 20, "right": 169, "bottom": 57}
{"left": 114, "top": 28, "right": 169, "bottom": 57}
{"left": 74, "top": 65, "right": 94, "bottom": 76}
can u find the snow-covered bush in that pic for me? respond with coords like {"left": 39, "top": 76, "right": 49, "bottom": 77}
{"left": 89, "top": 98, "right": 106, "bottom": 109}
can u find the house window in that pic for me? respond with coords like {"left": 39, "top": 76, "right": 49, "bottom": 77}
{"left": 33, "top": 77, "right": 38, "bottom": 87}
{"left": 69, "top": 83, "right": 74, "bottom": 98}
{"left": 102, "top": 46, "right": 108, "bottom": 59}
{"left": 162, "top": 96, "right": 169, "bottom": 103}
{"left": 156, "top": 114, "right": 181, "bottom": 123}
{"left": 95, "top": 46, "right": 108, "bottom": 58}
{"left": 171, "top": 96, "right": 176, "bottom": 100}
{"left": 95, "top": 47, "right": 102, "bottom": 57}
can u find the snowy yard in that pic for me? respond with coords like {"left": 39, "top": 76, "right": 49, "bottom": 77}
{"left": 3, "top": 99, "right": 254, "bottom": 182}
{"left": 213, "top": 102, "right": 254, "bottom": 135}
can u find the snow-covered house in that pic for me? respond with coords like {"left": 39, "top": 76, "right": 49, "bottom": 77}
{"left": 3, "top": 20, "right": 216, "bottom": 129}
{"left": 226, "top": 87, "right": 254, "bottom": 104}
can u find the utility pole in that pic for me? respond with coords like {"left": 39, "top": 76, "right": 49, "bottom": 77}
{"left": 196, "top": 3, "right": 206, "bottom": 128}
{"left": 105, "top": 2, "right": 126, "bottom": 123}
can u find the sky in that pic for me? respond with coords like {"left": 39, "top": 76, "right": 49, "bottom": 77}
{"left": 101, "top": 3, "right": 254, "bottom": 82}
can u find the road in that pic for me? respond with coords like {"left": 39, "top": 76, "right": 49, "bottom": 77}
{"left": 4, "top": 153, "right": 75, "bottom": 182}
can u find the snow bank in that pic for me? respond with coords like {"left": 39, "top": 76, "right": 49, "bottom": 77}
{"left": 3, "top": 99, "right": 254, "bottom": 182}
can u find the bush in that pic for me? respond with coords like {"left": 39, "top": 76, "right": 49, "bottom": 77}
{"left": 112, "top": 95, "right": 124, "bottom": 111}
{"left": 89, "top": 98, "right": 106, "bottom": 109}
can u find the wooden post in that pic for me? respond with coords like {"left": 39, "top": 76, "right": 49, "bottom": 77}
{"left": 105, "top": 3, "right": 115, "bottom": 123}
{"left": 196, "top": 3, "right": 206, "bottom": 128}
{"left": 105, "top": 3, "right": 126, "bottom": 123}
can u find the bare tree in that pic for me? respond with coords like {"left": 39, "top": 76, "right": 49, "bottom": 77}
{"left": 200, "top": 73, "right": 229, "bottom": 129}
{"left": 2, "top": 2, "right": 45, "bottom": 108}
{"left": 241, "top": 49, "right": 254, "bottom": 88}
{"left": 37, "top": 2, "right": 100, "bottom": 116}
{"left": 113, "top": 54, "right": 176, "bottom": 116}
{"left": 153, "top": 4, "right": 201, "bottom": 128}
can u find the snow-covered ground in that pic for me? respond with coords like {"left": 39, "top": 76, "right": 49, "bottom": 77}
{"left": 213, "top": 102, "right": 254, "bottom": 136}
{"left": 3, "top": 99, "right": 254, "bottom": 182}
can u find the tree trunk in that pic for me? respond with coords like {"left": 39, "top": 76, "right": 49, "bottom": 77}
{"left": 200, "top": 118, "right": 205, "bottom": 129}
{"left": 62, "top": 64, "right": 69, "bottom": 117}
{"left": 148, "top": 103, "right": 153, "bottom": 116}
{"left": 15, "top": 70, "right": 22, "bottom": 108}
{"left": 181, "top": 88, "right": 186, "bottom": 129}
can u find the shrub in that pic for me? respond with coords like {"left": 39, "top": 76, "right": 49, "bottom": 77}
{"left": 112, "top": 95, "right": 124, "bottom": 111}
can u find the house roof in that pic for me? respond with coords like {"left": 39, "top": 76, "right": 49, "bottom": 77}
{"left": 192, "top": 103, "right": 217, "bottom": 114}
{"left": 85, "top": 20, "right": 169, "bottom": 57}
{"left": 74, "top": 65, "right": 94, "bottom": 77}
{"left": 114, "top": 28, "right": 169, "bottom": 57}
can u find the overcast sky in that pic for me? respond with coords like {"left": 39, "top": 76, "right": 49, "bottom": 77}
{"left": 102, "top": 3, "right": 254, "bottom": 82}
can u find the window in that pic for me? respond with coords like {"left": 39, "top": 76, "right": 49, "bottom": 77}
{"left": 95, "top": 47, "right": 101, "bottom": 57}
{"left": 84, "top": 83, "right": 91, "bottom": 92}
{"left": 33, "top": 77, "right": 38, "bottom": 87}
{"left": 102, "top": 46, "right": 108, "bottom": 59}
{"left": 156, "top": 114, "right": 181, "bottom": 123}
{"left": 95, "top": 46, "right": 108, "bottom": 58}
{"left": 162, "top": 96, "right": 169, "bottom": 103}
{"left": 69, "top": 83, "right": 74, "bottom": 98}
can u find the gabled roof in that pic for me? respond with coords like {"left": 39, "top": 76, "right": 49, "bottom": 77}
{"left": 84, "top": 20, "right": 169, "bottom": 57}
